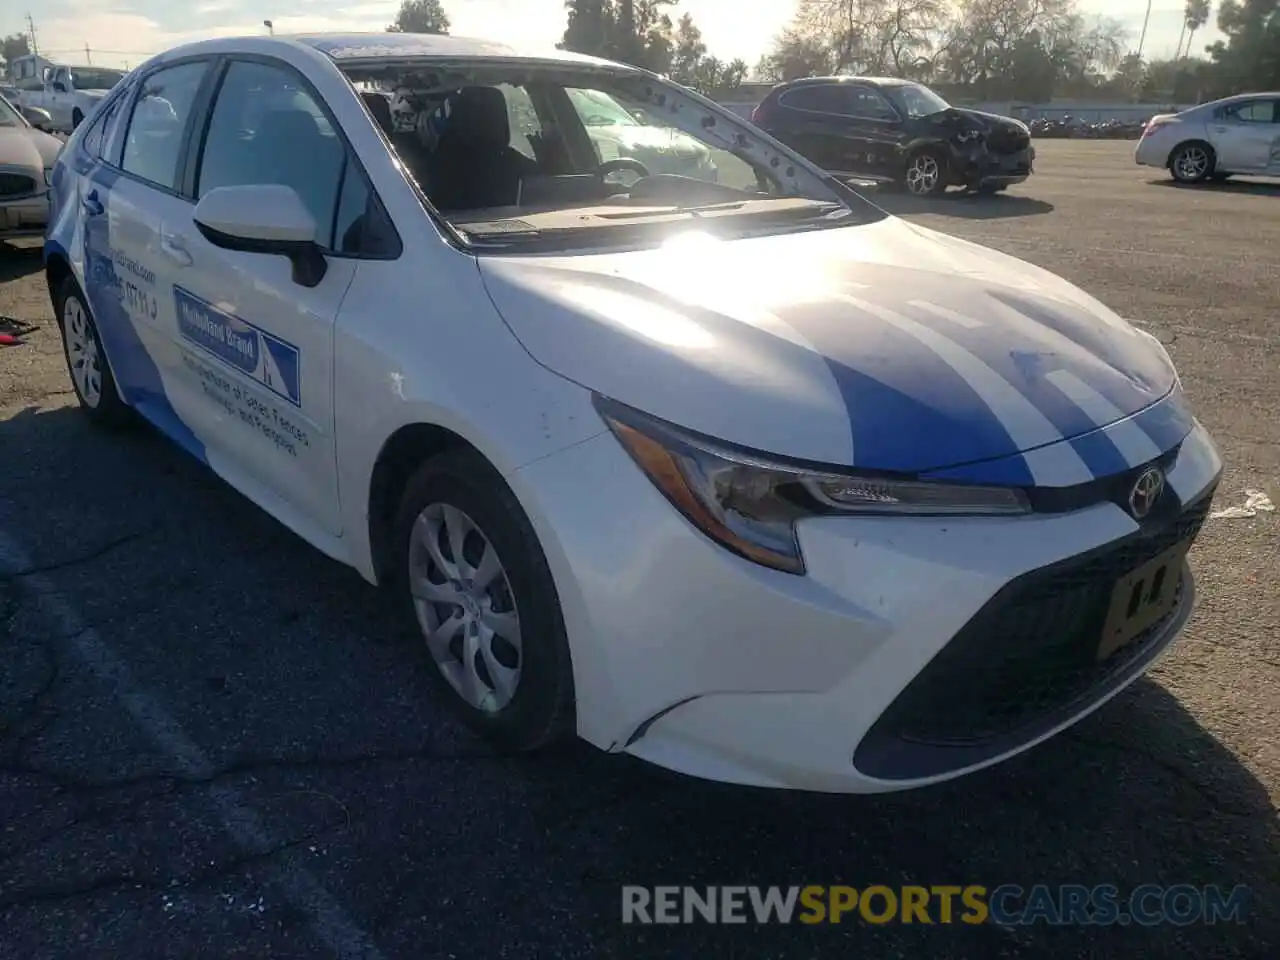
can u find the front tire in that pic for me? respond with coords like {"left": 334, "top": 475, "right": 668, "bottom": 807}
{"left": 55, "top": 276, "right": 130, "bottom": 427}
{"left": 391, "top": 448, "right": 575, "bottom": 752}
{"left": 903, "top": 150, "right": 947, "bottom": 197}
{"left": 1169, "top": 141, "right": 1214, "bottom": 183}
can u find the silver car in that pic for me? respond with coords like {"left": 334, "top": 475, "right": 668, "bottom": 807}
{"left": 1135, "top": 92, "right": 1280, "bottom": 183}
{"left": 0, "top": 93, "right": 63, "bottom": 241}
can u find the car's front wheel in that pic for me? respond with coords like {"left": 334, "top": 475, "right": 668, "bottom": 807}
{"left": 1169, "top": 141, "right": 1214, "bottom": 183}
{"left": 55, "top": 276, "right": 130, "bottom": 427}
{"left": 392, "top": 448, "right": 575, "bottom": 752}
{"left": 903, "top": 150, "right": 947, "bottom": 197}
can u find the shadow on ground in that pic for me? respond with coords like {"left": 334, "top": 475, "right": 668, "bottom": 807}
{"left": 0, "top": 404, "right": 1275, "bottom": 958}
{"left": 1151, "top": 178, "right": 1280, "bottom": 197}
{"left": 870, "top": 189, "right": 1055, "bottom": 220}
{"left": 0, "top": 242, "right": 43, "bottom": 284}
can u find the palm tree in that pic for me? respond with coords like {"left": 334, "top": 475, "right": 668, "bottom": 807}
{"left": 1177, "top": 0, "right": 1211, "bottom": 60}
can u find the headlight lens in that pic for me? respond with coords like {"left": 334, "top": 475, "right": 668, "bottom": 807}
{"left": 595, "top": 396, "right": 1031, "bottom": 575}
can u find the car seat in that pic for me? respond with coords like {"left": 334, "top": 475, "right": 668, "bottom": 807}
{"left": 426, "top": 86, "right": 538, "bottom": 211}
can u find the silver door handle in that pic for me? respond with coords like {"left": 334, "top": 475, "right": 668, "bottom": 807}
{"left": 160, "top": 233, "right": 192, "bottom": 267}
{"left": 1212, "top": 126, "right": 1227, "bottom": 133}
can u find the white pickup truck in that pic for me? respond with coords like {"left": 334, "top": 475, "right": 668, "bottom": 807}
{"left": 17, "top": 64, "right": 126, "bottom": 134}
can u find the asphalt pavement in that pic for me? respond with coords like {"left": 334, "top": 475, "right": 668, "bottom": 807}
{"left": 1, "top": 140, "right": 1276, "bottom": 959}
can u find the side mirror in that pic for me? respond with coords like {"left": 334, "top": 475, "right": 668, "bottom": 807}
{"left": 193, "top": 184, "right": 328, "bottom": 287}
{"left": 22, "top": 105, "right": 53, "bottom": 129}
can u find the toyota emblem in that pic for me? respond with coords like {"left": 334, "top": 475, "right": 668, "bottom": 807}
{"left": 1128, "top": 467, "right": 1166, "bottom": 520}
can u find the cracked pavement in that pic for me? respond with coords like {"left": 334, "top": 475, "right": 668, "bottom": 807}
{"left": 0, "top": 142, "right": 1277, "bottom": 959}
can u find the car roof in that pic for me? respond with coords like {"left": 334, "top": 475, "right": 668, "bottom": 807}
{"left": 143, "top": 31, "right": 627, "bottom": 72}
{"left": 775, "top": 76, "right": 915, "bottom": 90}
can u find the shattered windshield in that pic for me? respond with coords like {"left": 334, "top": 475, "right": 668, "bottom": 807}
{"left": 346, "top": 64, "right": 881, "bottom": 249}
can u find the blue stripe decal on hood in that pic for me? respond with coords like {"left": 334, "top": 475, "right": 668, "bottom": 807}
{"left": 779, "top": 300, "right": 1031, "bottom": 477}
{"left": 923, "top": 388, "right": 1194, "bottom": 487}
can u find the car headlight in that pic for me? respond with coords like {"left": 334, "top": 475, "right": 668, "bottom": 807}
{"left": 594, "top": 395, "right": 1031, "bottom": 575}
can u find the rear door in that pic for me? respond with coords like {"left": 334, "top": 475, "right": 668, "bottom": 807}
{"left": 78, "top": 57, "right": 216, "bottom": 454}
{"left": 157, "top": 56, "right": 366, "bottom": 535}
{"left": 768, "top": 83, "right": 865, "bottom": 176}
{"left": 1209, "top": 99, "right": 1275, "bottom": 172}
{"left": 47, "top": 67, "right": 74, "bottom": 128}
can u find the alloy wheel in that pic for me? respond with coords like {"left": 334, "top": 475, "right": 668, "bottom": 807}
{"left": 63, "top": 295, "right": 102, "bottom": 408}
{"left": 906, "top": 154, "right": 941, "bottom": 196}
{"left": 408, "top": 502, "right": 523, "bottom": 713}
{"left": 1174, "top": 146, "right": 1208, "bottom": 181}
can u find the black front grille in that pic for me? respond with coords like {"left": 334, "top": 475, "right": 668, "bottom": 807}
{"left": 0, "top": 171, "right": 37, "bottom": 199}
{"left": 988, "top": 126, "right": 1031, "bottom": 154}
{"left": 854, "top": 491, "right": 1215, "bottom": 781}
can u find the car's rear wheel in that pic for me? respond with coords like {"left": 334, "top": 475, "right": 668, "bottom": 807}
{"left": 1169, "top": 141, "right": 1213, "bottom": 183}
{"left": 55, "top": 276, "right": 130, "bottom": 427}
{"left": 392, "top": 448, "right": 575, "bottom": 752}
{"left": 904, "top": 150, "right": 947, "bottom": 197}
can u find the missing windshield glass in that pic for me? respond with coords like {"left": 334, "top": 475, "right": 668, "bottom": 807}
{"left": 343, "top": 60, "right": 883, "bottom": 247}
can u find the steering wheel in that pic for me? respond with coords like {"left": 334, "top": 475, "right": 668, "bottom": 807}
{"left": 597, "top": 157, "right": 650, "bottom": 184}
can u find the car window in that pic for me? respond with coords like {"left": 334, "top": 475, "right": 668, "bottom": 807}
{"left": 121, "top": 61, "right": 209, "bottom": 192}
{"left": 332, "top": 161, "right": 400, "bottom": 257}
{"left": 779, "top": 85, "right": 848, "bottom": 114}
{"left": 1222, "top": 101, "right": 1276, "bottom": 123}
{"left": 844, "top": 86, "right": 897, "bottom": 120}
{"left": 81, "top": 98, "right": 113, "bottom": 155}
{"left": 0, "top": 95, "right": 20, "bottom": 127}
{"left": 197, "top": 60, "right": 346, "bottom": 248}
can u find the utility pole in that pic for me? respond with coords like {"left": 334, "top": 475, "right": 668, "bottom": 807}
{"left": 1136, "top": 0, "right": 1152, "bottom": 60}
{"left": 26, "top": 12, "right": 39, "bottom": 55}
{"left": 85, "top": 44, "right": 92, "bottom": 64}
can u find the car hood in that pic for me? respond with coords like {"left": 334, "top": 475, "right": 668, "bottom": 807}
{"left": 478, "top": 217, "right": 1186, "bottom": 484}
{"left": 949, "top": 107, "right": 1025, "bottom": 132}
{"left": 0, "top": 125, "right": 62, "bottom": 169}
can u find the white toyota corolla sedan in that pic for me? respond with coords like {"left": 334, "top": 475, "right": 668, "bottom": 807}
{"left": 45, "top": 33, "right": 1222, "bottom": 793}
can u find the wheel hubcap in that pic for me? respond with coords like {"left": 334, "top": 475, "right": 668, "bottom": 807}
{"left": 1177, "top": 148, "right": 1207, "bottom": 179}
{"left": 408, "top": 503, "right": 522, "bottom": 713}
{"left": 63, "top": 296, "right": 102, "bottom": 408}
{"left": 907, "top": 155, "right": 939, "bottom": 195}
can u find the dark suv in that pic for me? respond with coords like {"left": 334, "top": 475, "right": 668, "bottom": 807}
{"left": 752, "top": 77, "right": 1035, "bottom": 197}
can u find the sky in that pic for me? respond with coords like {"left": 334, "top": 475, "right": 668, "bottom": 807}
{"left": 2, "top": 0, "right": 1224, "bottom": 75}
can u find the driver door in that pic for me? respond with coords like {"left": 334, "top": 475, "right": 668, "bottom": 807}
{"left": 1209, "top": 100, "right": 1275, "bottom": 172}
{"left": 48, "top": 67, "right": 73, "bottom": 128}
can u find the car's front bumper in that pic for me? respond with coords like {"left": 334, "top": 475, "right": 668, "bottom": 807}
{"left": 515, "top": 417, "right": 1222, "bottom": 793}
{"left": 957, "top": 145, "right": 1034, "bottom": 188}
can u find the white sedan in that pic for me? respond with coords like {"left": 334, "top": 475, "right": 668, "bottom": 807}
{"left": 45, "top": 33, "right": 1222, "bottom": 793}
{"left": 1136, "top": 92, "right": 1280, "bottom": 183}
